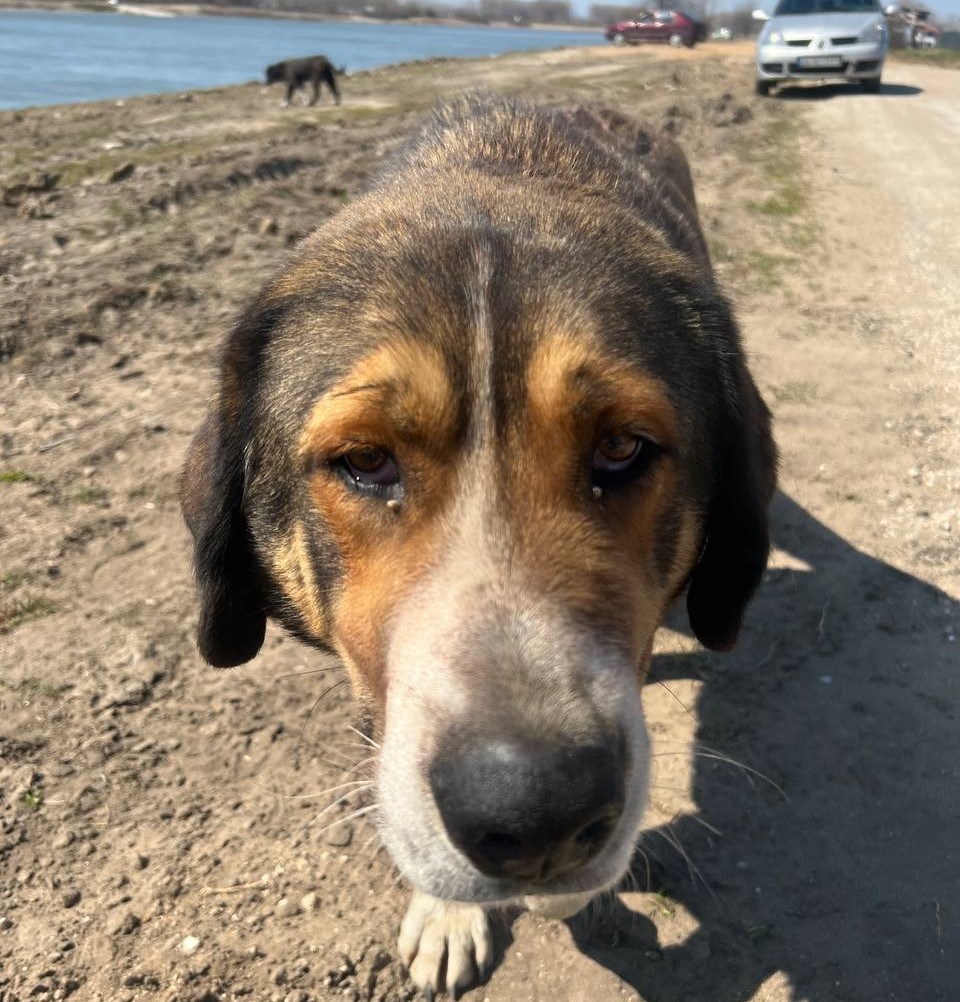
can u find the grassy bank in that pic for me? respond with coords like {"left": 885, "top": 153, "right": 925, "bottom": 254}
{"left": 890, "top": 47, "right": 960, "bottom": 69}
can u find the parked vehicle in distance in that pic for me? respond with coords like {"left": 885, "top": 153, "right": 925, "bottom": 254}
{"left": 605, "top": 10, "right": 707, "bottom": 48}
{"left": 753, "top": 0, "right": 888, "bottom": 95}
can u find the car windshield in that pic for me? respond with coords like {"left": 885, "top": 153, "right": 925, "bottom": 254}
{"left": 772, "top": 0, "right": 880, "bottom": 14}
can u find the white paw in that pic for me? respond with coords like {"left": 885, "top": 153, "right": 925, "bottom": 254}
{"left": 398, "top": 891, "right": 493, "bottom": 997}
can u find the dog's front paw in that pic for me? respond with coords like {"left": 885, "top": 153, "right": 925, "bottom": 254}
{"left": 398, "top": 891, "right": 493, "bottom": 998}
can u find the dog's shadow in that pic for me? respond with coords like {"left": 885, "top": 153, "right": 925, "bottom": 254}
{"left": 568, "top": 492, "right": 958, "bottom": 1001}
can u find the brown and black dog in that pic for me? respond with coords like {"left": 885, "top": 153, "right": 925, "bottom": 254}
{"left": 264, "top": 55, "right": 341, "bottom": 106}
{"left": 181, "top": 95, "right": 777, "bottom": 996}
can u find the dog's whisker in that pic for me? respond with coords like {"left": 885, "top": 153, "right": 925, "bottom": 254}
{"left": 648, "top": 783, "right": 692, "bottom": 796}
{"left": 309, "top": 786, "right": 373, "bottom": 823}
{"left": 312, "top": 804, "right": 379, "bottom": 838}
{"left": 687, "top": 813, "right": 723, "bottom": 838}
{"left": 343, "top": 754, "right": 379, "bottom": 777}
{"left": 655, "top": 822, "right": 719, "bottom": 904}
{"left": 294, "top": 677, "right": 350, "bottom": 758}
{"left": 312, "top": 676, "right": 349, "bottom": 709}
{"left": 648, "top": 674, "right": 696, "bottom": 717}
{"left": 302, "top": 747, "right": 359, "bottom": 773}
{"left": 309, "top": 737, "right": 376, "bottom": 760}
{"left": 278, "top": 665, "right": 342, "bottom": 680}
{"left": 632, "top": 842, "right": 653, "bottom": 892}
{"left": 650, "top": 745, "right": 787, "bottom": 800}
{"left": 346, "top": 723, "right": 380, "bottom": 749}
{"left": 283, "top": 779, "right": 373, "bottom": 802}
{"left": 360, "top": 829, "right": 382, "bottom": 854}
{"left": 654, "top": 826, "right": 697, "bottom": 885}
{"left": 691, "top": 744, "right": 788, "bottom": 800}
{"left": 310, "top": 747, "right": 378, "bottom": 775}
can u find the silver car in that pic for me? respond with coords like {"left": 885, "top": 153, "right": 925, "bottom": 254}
{"left": 753, "top": 0, "right": 888, "bottom": 95}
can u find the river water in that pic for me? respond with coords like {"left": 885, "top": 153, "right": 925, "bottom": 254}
{"left": 0, "top": 9, "right": 602, "bottom": 110}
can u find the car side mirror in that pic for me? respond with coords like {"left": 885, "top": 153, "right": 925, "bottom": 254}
{"left": 752, "top": 8, "right": 770, "bottom": 20}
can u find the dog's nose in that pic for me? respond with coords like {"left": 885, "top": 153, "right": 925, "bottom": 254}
{"left": 429, "top": 737, "right": 624, "bottom": 882}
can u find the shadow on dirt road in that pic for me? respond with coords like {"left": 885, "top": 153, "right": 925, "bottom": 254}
{"left": 775, "top": 81, "right": 923, "bottom": 100}
{"left": 570, "top": 492, "right": 958, "bottom": 1001}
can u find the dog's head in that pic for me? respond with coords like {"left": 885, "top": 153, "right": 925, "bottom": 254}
{"left": 264, "top": 62, "right": 285, "bottom": 85}
{"left": 181, "top": 101, "right": 776, "bottom": 905}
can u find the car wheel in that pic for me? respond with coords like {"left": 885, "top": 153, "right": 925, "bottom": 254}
{"left": 861, "top": 76, "right": 881, "bottom": 93}
{"left": 611, "top": 32, "right": 627, "bottom": 45}
{"left": 755, "top": 79, "right": 773, "bottom": 96}
{"left": 668, "top": 33, "right": 685, "bottom": 46}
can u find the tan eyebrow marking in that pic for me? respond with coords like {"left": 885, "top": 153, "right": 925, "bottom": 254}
{"left": 298, "top": 338, "right": 459, "bottom": 462}
{"left": 526, "top": 332, "right": 678, "bottom": 449}
{"left": 329, "top": 382, "right": 392, "bottom": 399}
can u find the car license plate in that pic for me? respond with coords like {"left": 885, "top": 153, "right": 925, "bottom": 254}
{"left": 799, "top": 55, "right": 842, "bottom": 68}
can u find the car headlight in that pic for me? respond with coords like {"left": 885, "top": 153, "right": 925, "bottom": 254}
{"left": 859, "top": 20, "right": 886, "bottom": 41}
{"left": 765, "top": 29, "right": 784, "bottom": 43}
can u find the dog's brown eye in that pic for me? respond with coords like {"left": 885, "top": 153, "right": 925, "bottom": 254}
{"left": 593, "top": 432, "right": 643, "bottom": 472}
{"left": 341, "top": 447, "right": 399, "bottom": 487}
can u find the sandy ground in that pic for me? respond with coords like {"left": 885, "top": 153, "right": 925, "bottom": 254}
{"left": 1, "top": 43, "right": 957, "bottom": 1002}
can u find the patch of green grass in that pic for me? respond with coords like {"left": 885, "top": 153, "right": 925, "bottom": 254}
{"left": 747, "top": 136, "right": 807, "bottom": 220}
{"left": 891, "top": 48, "right": 960, "bottom": 70}
{"left": 652, "top": 890, "right": 677, "bottom": 918}
{"left": 106, "top": 201, "right": 142, "bottom": 227}
{"left": 0, "top": 470, "right": 35, "bottom": 484}
{"left": 708, "top": 238, "right": 735, "bottom": 266}
{"left": 70, "top": 485, "right": 108, "bottom": 505}
{"left": 770, "top": 380, "right": 819, "bottom": 404}
{"left": 0, "top": 594, "right": 58, "bottom": 634}
{"left": 749, "top": 186, "right": 806, "bottom": 219}
{"left": 737, "top": 115, "right": 814, "bottom": 242}
{"left": 22, "top": 787, "right": 44, "bottom": 811}
{"left": 737, "top": 250, "right": 792, "bottom": 292}
{"left": 104, "top": 603, "right": 147, "bottom": 628}
{"left": 57, "top": 131, "right": 242, "bottom": 186}
{"left": 712, "top": 112, "right": 818, "bottom": 299}
{"left": 19, "top": 678, "right": 71, "bottom": 700}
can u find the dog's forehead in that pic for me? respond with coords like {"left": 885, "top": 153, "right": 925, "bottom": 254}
{"left": 260, "top": 189, "right": 721, "bottom": 442}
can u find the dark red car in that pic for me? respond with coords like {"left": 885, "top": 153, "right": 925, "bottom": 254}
{"left": 604, "top": 9, "right": 706, "bottom": 47}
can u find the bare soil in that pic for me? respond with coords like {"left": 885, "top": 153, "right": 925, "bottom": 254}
{"left": 1, "top": 43, "right": 957, "bottom": 1002}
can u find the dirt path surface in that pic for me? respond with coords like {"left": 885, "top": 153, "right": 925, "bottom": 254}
{"left": 1, "top": 45, "right": 957, "bottom": 1002}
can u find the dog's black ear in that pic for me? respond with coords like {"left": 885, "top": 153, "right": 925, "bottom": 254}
{"left": 686, "top": 356, "right": 778, "bottom": 652}
{"left": 180, "top": 298, "right": 287, "bottom": 668}
{"left": 180, "top": 411, "right": 266, "bottom": 668}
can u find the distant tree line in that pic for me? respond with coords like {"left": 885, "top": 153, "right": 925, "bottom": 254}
{"left": 134, "top": 0, "right": 773, "bottom": 32}
{"left": 177, "top": 0, "right": 576, "bottom": 24}
{"left": 478, "top": 0, "right": 572, "bottom": 24}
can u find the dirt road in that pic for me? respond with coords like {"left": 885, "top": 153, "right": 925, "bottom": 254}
{"left": 0, "top": 47, "right": 957, "bottom": 1002}
{"left": 658, "top": 61, "right": 960, "bottom": 1001}
{"left": 814, "top": 61, "right": 960, "bottom": 407}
